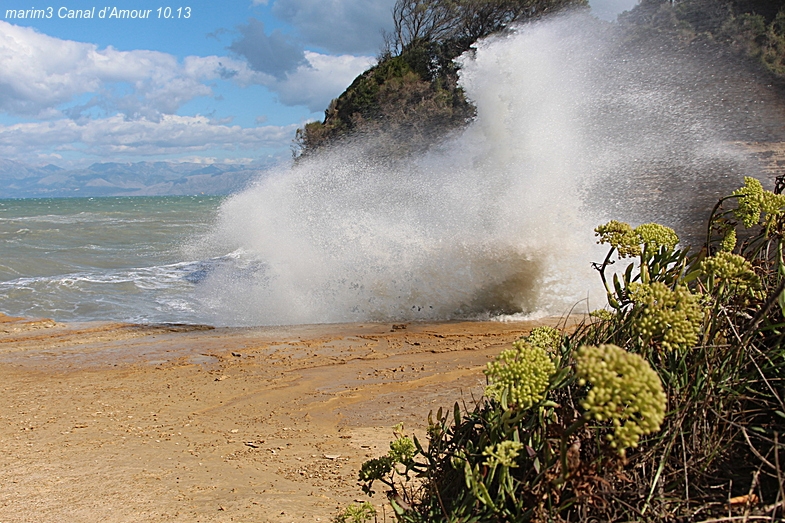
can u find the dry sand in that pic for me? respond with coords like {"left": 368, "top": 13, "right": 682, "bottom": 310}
{"left": 0, "top": 313, "right": 570, "bottom": 522}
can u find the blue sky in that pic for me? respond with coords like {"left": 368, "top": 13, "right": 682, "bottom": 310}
{"left": 0, "top": 0, "right": 636, "bottom": 168}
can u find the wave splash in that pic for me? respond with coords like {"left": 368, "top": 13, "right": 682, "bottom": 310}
{"left": 191, "top": 14, "right": 758, "bottom": 327}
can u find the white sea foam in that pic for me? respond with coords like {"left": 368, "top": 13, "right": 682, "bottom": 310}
{"left": 0, "top": 260, "right": 205, "bottom": 321}
{"left": 191, "top": 13, "right": 766, "bottom": 327}
{"left": 191, "top": 16, "right": 614, "bottom": 326}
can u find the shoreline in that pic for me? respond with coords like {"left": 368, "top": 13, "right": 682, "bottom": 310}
{"left": 0, "top": 313, "right": 567, "bottom": 522}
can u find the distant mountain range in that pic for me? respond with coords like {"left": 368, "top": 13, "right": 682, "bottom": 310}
{"left": 0, "top": 158, "right": 277, "bottom": 198}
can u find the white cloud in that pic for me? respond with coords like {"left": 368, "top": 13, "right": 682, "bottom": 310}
{"left": 266, "top": 51, "right": 375, "bottom": 112}
{"left": 0, "top": 20, "right": 374, "bottom": 161}
{"left": 175, "top": 156, "right": 258, "bottom": 164}
{"left": 0, "top": 21, "right": 266, "bottom": 119}
{"left": 0, "top": 20, "right": 370, "bottom": 120}
{"left": 187, "top": 48, "right": 373, "bottom": 114}
{"left": 271, "top": 0, "right": 396, "bottom": 55}
{"left": 182, "top": 55, "right": 267, "bottom": 87}
{"left": 0, "top": 115, "right": 298, "bottom": 158}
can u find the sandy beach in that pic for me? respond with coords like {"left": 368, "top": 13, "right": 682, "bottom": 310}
{"left": 0, "top": 313, "right": 568, "bottom": 522}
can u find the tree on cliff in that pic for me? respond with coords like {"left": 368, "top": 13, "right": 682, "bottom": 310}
{"left": 386, "top": 0, "right": 584, "bottom": 53}
{"left": 294, "top": 0, "right": 587, "bottom": 158}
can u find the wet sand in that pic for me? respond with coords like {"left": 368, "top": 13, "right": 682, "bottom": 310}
{"left": 0, "top": 313, "right": 571, "bottom": 522}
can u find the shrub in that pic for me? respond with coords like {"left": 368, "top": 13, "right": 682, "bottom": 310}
{"left": 352, "top": 176, "right": 785, "bottom": 521}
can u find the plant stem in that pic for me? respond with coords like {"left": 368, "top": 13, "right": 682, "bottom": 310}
{"left": 558, "top": 416, "right": 588, "bottom": 483}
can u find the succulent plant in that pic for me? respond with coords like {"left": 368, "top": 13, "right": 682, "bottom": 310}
{"left": 595, "top": 220, "right": 642, "bottom": 257}
{"left": 576, "top": 344, "right": 666, "bottom": 456}
{"left": 701, "top": 251, "right": 761, "bottom": 298}
{"left": 485, "top": 342, "right": 556, "bottom": 410}
{"left": 520, "top": 325, "right": 562, "bottom": 355}
{"left": 482, "top": 440, "right": 524, "bottom": 468}
{"left": 628, "top": 281, "right": 703, "bottom": 351}
{"left": 634, "top": 222, "right": 679, "bottom": 251}
{"left": 733, "top": 176, "right": 785, "bottom": 228}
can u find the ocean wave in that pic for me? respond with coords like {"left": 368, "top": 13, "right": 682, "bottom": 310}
{"left": 188, "top": 13, "right": 754, "bottom": 327}
{"left": 0, "top": 260, "right": 210, "bottom": 323}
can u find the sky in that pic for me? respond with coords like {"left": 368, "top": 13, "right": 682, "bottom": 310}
{"left": 0, "top": 0, "right": 637, "bottom": 168}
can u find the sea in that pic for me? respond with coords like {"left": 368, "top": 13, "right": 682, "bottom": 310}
{"left": 0, "top": 190, "right": 598, "bottom": 328}
{"left": 0, "top": 196, "right": 222, "bottom": 325}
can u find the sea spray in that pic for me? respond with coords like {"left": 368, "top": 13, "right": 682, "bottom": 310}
{"left": 191, "top": 13, "right": 767, "bottom": 327}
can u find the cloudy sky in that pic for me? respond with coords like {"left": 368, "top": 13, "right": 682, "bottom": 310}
{"left": 0, "top": 0, "right": 636, "bottom": 167}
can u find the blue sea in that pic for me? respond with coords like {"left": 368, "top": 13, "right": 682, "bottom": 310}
{"left": 0, "top": 196, "right": 222, "bottom": 324}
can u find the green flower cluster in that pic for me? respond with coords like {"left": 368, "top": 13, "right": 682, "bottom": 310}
{"left": 590, "top": 309, "right": 615, "bottom": 321}
{"left": 359, "top": 455, "right": 394, "bottom": 482}
{"left": 519, "top": 326, "right": 562, "bottom": 355}
{"left": 482, "top": 440, "right": 524, "bottom": 468}
{"left": 634, "top": 222, "right": 680, "bottom": 251}
{"left": 595, "top": 221, "right": 679, "bottom": 257}
{"left": 389, "top": 436, "right": 416, "bottom": 463}
{"left": 721, "top": 228, "right": 737, "bottom": 252}
{"left": 485, "top": 342, "right": 556, "bottom": 409}
{"left": 628, "top": 281, "right": 703, "bottom": 351}
{"left": 358, "top": 430, "right": 417, "bottom": 483}
{"left": 576, "top": 344, "right": 666, "bottom": 456}
{"left": 733, "top": 176, "right": 785, "bottom": 228}
{"left": 595, "top": 220, "right": 641, "bottom": 257}
{"left": 701, "top": 251, "right": 761, "bottom": 297}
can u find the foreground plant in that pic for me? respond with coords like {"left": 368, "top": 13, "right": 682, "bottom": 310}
{"left": 575, "top": 344, "right": 666, "bottom": 456}
{"left": 332, "top": 501, "right": 376, "bottom": 523}
{"left": 357, "top": 329, "right": 665, "bottom": 521}
{"left": 483, "top": 339, "right": 555, "bottom": 409}
{"left": 348, "top": 176, "right": 785, "bottom": 522}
